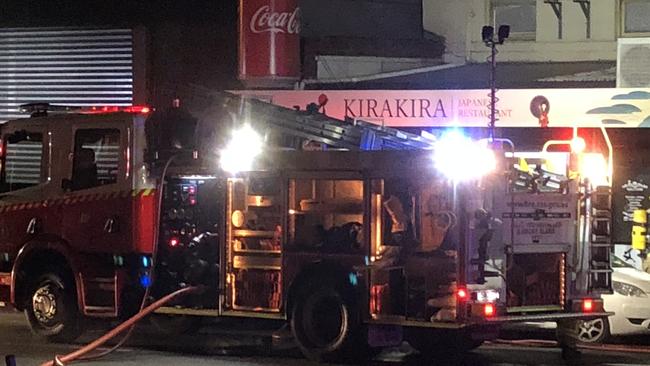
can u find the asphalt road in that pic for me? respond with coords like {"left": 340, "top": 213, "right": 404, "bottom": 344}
{"left": 2, "top": 309, "right": 650, "bottom": 366}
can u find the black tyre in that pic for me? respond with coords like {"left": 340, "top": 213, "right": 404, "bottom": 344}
{"left": 24, "top": 272, "right": 83, "bottom": 343}
{"left": 291, "top": 285, "right": 368, "bottom": 362}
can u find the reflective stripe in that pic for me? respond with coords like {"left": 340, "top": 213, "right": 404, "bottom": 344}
{"left": 0, "top": 189, "right": 156, "bottom": 212}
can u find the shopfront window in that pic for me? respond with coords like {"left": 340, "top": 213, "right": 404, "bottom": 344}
{"left": 491, "top": 0, "right": 536, "bottom": 38}
{"left": 623, "top": 0, "right": 650, "bottom": 34}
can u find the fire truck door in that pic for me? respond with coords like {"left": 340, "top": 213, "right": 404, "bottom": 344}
{"left": 60, "top": 127, "right": 132, "bottom": 261}
{"left": 0, "top": 126, "right": 48, "bottom": 267}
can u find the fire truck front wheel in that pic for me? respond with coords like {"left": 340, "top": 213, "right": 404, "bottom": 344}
{"left": 291, "top": 285, "right": 367, "bottom": 362}
{"left": 24, "top": 272, "right": 83, "bottom": 343}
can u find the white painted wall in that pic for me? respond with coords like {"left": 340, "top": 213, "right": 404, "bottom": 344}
{"left": 422, "top": 0, "right": 472, "bottom": 63}
{"left": 424, "top": 0, "right": 619, "bottom": 63}
{"left": 315, "top": 56, "right": 441, "bottom": 80}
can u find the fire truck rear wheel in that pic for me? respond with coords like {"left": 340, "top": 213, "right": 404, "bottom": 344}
{"left": 24, "top": 272, "right": 83, "bottom": 343}
{"left": 291, "top": 285, "right": 368, "bottom": 362}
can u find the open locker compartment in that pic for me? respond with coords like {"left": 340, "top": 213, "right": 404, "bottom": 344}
{"left": 225, "top": 175, "right": 283, "bottom": 313}
{"left": 506, "top": 252, "right": 565, "bottom": 312}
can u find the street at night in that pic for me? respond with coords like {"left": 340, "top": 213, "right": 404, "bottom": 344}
{"left": 3, "top": 310, "right": 650, "bottom": 366}
{"left": 3, "top": 1, "right": 650, "bottom": 365}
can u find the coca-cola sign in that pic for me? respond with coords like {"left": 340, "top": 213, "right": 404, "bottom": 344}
{"left": 239, "top": 0, "right": 301, "bottom": 83}
{"left": 250, "top": 5, "right": 301, "bottom": 34}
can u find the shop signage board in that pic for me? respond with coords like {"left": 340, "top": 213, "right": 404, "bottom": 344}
{"left": 236, "top": 88, "right": 650, "bottom": 128}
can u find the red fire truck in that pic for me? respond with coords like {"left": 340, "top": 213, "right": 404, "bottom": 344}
{"left": 0, "top": 94, "right": 612, "bottom": 361}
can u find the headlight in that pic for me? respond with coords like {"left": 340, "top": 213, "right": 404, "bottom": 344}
{"left": 612, "top": 281, "right": 648, "bottom": 297}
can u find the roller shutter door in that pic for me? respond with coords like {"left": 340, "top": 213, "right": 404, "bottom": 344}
{"left": 0, "top": 27, "right": 134, "bottom": 122}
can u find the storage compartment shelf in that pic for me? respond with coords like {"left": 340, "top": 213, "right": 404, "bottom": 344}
{"left": 299, "top": 199, "right": 363, "bottom": 214}
{"left": 233, "top": 255, "right": 282, "bottom": 270}
{"left": 233, "top": 248, "right": 281, "bottom": 254}
{"left": 233, "top": 230, "right": 276, "bottom": 238}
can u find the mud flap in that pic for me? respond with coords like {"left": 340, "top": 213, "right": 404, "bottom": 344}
{"left": 556, "top": 319, "right": 582, "bottom": 360}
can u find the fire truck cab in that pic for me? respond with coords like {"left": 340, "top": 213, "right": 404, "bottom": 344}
{"left": 0, "top": 106, "right": 156, "bottom": 341}
{"left": 0, "top": 97, "right": 613, "bottom": 362}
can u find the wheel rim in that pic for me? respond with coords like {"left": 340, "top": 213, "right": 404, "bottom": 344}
{"left": 302, "top": 293, "right": 349, "bottom": 349}
{"left": 32, "top": 284, "right": 59, "bottom": 325}
{"left": 577, "top": 318, "right": 605, "bottom": 342}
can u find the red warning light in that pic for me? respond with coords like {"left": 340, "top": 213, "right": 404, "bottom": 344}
{"left": 457, "top": 288, "right": 468, "bottom": 300}
{"left": 82, "top": 105, "right": 152, "bottom": 115}
{"left": 484, "top": 303, "right": 496, "bottom": 317}
{"left": 582, "top": 299, "right": 593, "bottom": 312}
{"left": 169, "top": 237, "right": 180, "bottom": 247}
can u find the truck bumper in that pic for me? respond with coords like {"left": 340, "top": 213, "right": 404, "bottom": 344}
{"left": 483, "top": 311, "right": 613, "bottom": 323}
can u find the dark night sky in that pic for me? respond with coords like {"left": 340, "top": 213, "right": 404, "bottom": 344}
{"left": 0, "top": 0, "right": 241, "bottom": 92}
{"left": 0, "top": 0, "right": 237, "bottom": 28}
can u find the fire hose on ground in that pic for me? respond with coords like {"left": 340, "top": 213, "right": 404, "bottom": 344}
{"left": 39, "top": 285, "right": 201, "bottom": 366}
{"left": 29, "top": 154, "right": 196, "bottom": 366}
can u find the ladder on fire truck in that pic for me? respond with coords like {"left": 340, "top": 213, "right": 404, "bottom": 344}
{"left": 175, "top": 85, "right": 436, "bottom": 151}
{"left": 231, "top": 92, "right": 435, "bottom": 151}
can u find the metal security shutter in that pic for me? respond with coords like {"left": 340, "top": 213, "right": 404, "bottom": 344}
{"left": 5, "top": 141, "right": 43, "bottom": 185}
{"left": 0, "top": 27, "right": 134, "bottom": 122}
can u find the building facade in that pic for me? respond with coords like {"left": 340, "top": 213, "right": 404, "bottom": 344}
{"left": 424, "top": 0, "right": 650, "bottom": 63}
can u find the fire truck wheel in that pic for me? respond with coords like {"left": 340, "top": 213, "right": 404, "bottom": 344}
{"left": 291, "top": 285, "right": 367, "bottom": 362}
{"left": 24, "top": 272, "right": 83, "bottom": 343}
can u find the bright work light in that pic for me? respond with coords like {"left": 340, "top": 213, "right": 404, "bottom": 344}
{"left": 433, "top": 131, "right": 496, "bottom": 181}
{"left": 220, "top": 124, "right": 263, "bottom": 174}
{"left": 579, "top": 153, "right": 608, "bottom": 186}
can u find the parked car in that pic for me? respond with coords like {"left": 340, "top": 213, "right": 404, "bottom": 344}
{"left": 575, "top": 256, "right": 650, "bottom": 343}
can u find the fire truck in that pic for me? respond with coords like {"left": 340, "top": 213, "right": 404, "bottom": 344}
{"left": 0, "top": 92, "right": 612, "bottom": 361}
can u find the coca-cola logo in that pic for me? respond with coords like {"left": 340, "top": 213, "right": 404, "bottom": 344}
{"left": 250, "top": 5, "right": 301, "bottom": 34}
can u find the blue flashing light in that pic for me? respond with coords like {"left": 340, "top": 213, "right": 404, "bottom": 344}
{"left": 348, "top": 272, "right": 358, "bottom": 286}
{"left": 141, "top": 256, "right": 151, "bottom": 268}
{"left": 139, "top": 274, "right": 152, "bottom": 288}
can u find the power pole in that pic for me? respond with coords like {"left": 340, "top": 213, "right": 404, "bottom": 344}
{"left": 481, "top": 25, "right": 509, "bottom": 141}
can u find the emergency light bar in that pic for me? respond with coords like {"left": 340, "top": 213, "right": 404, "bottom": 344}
{"left": 20, "top": 103, "right": 152, "bottom": 117}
